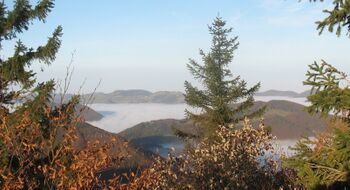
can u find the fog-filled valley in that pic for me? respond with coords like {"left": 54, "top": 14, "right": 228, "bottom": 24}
{"left": 83, "top": 94, "right": 319, "bottom": 158}
{"left": 88, "top": 96, "right": 308, "bottom": 133}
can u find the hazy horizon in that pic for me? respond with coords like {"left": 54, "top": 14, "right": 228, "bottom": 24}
{"left": 64, "top": 87, "right": 311, "bottom": 95}
{"left": 4, "top": 0, "right": 350, "bottom": 94}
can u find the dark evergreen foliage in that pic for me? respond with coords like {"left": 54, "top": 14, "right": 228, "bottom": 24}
{"left": 183, "top": 17, "right": 264, "bottom": 138}
{"left": 285, "top": 62, "right": 350, "bottom": 189}
{"left": 285, "top": 1, "right": 350, "bottom": 189}
{"left": 304, "top": 60, "right": 350, "bottom": 122}
{"left": 0, "top": 0, "right": 62, "bottom": 115}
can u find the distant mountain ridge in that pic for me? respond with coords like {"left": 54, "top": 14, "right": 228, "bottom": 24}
{"left": 256, "top": 89, "right": 311, "bottom": 98}
{"left": 53, "top": 90, "right": 184, "bottom": 104}
{"left": 83, "top": 89, "right": 185, "bottom": 104}
{"left": 54, "top": 89, "right": 310, "bottom": 105}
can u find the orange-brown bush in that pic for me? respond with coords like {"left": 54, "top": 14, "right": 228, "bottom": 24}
{"left": 123, "top": 119, "right": 301, "bottom": 190}
{"left": 0, "top": 97, "right": 129, "bottom": 189}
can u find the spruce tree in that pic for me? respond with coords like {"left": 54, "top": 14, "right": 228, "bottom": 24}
{"left": 0, "top": 0, "right": 62, "bottom": 116}
{"left": 183, "top": 17, "right": 265, "bottom": 138}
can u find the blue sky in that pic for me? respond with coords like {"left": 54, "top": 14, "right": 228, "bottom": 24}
{"left": 3, "top": 0, "right": 350, "bottom": 93}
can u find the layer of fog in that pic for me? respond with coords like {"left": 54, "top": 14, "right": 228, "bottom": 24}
{"left": 88, "top": 96, "right": 308, "bottom": 133}
{"left": 273, "top": 139, "right": 299, "bottom": 156}
{"left": 88, "top": 103, "right": 191, "bottom": 133}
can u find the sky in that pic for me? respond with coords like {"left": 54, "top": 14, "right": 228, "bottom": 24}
{"left": 3, "top": 0, "right": 350, "bottom": 94}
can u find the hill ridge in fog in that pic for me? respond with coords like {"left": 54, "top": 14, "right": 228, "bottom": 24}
{"left": 55, "top": 89, "right": 310, "bottom": 105}
{"left": 256, "top": 89, "right": 310, "bottom": 98}
{"left": 82, "top": 89, "right": 185, "bottom": 104}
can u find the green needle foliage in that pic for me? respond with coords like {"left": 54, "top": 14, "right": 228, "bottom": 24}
{"left": 285, "top": 0, "right": 350, "bottom": 189}
{"left": 285, "top": 127, "right": 350, "bottom": 189}
{"left": 310, "top": 0, "right": 350, "bottom": 37}
{"left": 285, "top": 1, "right": 350, "bottom": 188}
{"left": 285, "top": 63, "right": 350, "bottom": 189}
{"left": 183, "top": 17, "right": 265, "bottom": 138}
{"left": 304, "top": 60, "right": 350, "bottom": 122}
{"left": 0, "top": 0, "right": 62, "bottom": 115}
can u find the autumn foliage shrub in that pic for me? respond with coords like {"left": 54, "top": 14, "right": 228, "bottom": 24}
{"left": 123, "top": 119, "right": 300, "bottom": 190}
{"left": 0, "top": 97, "right": 129, "bottom": 189}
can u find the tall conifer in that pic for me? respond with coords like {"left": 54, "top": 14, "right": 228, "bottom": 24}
{"left": 183, "top": 17, "right": 264, "bottom": 138}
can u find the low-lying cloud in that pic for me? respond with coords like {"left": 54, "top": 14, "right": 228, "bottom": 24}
{"left": 88, "top": 103, "right": 192, "bottom": 133}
